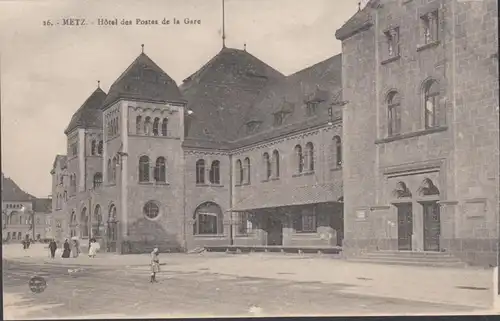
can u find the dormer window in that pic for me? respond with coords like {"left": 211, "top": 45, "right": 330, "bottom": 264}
{"left": 273, "top": 112, "right": 284, "bottom": 126}
{"left": 306, "top": 101, "right": 319, "bottom": 116}
{"left": 245, "top": 120, "right": 261, "bottom": 134}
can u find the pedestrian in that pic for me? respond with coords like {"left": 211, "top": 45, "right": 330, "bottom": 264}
{"left": 62, "top": 239, "right": 71, "bottom": 258}
{"left": 48, "top": 239, "right": 57, "bottom": 259}
{"left": 88, "top": 239, "right": 100, "bottom": 258}
{"left": 150, "top": 247, "right": 160, "bottom": 283}
{"left": 71, "top": 239, "right": 80, "bottom": 258}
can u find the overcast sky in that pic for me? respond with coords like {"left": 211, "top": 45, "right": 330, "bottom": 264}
{"left": 0, "top": 0, "right": 364, "bottom": 198}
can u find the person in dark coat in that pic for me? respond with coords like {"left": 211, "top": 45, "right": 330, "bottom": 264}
{"left": 48, "top": 239, "right": 57, "bottom": 259}
{"left": 62, "top": 239, "right": 71, "bottom": 258}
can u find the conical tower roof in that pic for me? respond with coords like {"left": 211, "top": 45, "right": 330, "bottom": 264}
{"left": 64, "top": 87, "right": 107, "bottom": 135}
{"left": 102, "top": 52, "right": 185, "bottom": 109}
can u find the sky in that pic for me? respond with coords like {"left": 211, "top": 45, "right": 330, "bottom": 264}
{"left": 0, "top": 0, "right": 365, "bottom": 198}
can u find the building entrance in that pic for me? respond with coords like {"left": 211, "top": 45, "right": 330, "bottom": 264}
{"left": 396, "top": 203, "right": 413, "bottom": 251}
{"left": 423, "top": 201, "right": 441, "bottom": 251}
{"left": 266, "top": 215, "right": 283, "bottom": 246}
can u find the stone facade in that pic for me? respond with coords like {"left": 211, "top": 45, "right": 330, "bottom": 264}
{"left": 336, "top": 0, "right": 499, "bottom": 266}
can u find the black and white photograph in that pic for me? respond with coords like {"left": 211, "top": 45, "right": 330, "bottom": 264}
{"left": 1, "top": 0, "right": 499, "bottom": 318}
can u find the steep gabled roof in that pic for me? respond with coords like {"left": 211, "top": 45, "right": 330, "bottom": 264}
{"left": 1, "top": 172, "right": 36, "bottom": 202}
{"left": 64, "top": 88, "right": 107, "bottom": 135}
{"left": 232, "top": 53, "right": 343, "bottom": 145}
{"left": 335, "top": 0, "right": 378, "bottom": 41}
{"left": 180, "top": 47, "right": 285, "bottom": 146}
{"left": 102, "top": 52, "right": 185, "bottom": 109}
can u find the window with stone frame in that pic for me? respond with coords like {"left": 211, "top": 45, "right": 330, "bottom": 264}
{"left": 420, "top": 10, "right": 439, "bottom": 45}
{"left": 139, "top": 155, "right": 150, "bottom": 182}
{"left": 153, "top": 118, "right": 160, "bottom": 136}
{"left": 209, "top": 160, "right": 221, "bottom": 184}
{"left": 243, "top": 157, "right": 251, "bottom": 184}
{"left": 143, "top": 201, "right": 160, "bottom": 220}
{"left": 161, "top": 118, "right": 168, "bottom": 136}
{"left": 97, "top": 140, "right": 103, "bottom": 155}
{"left": 262, "top": 152, "right": 271, "bottom": 180}
{"left": 196, "top": 159, "right": 205, "bottom": 184}
{"left": 93, "top": 172, "right": 103, "bottom": 188}
{"left": 294, "top": 144, "right": 304, "bottom": 174}
{"left": 304, "top": 142, "right": 314, "bottom": 172}
{"left": 91, "top": 140, "right": 97, "bottom": 155}
{"left": 423, "top": 79, "right": 442, "bottom": 128}
{"left": 236, "top": 159, "right": 243, "bottom": 185}
{"left": 193, "top": 202, "right": 223, "bottom": 235}
{"left": 136, "top": 116, "right": 142, "bottom": 134}
{"left": 384, "top": 27, "right": 400, "bottom": 59}
{"left": 271, "top": 150, "right": 280, "bottom": 178}
{"left": 154, "top": 157, "right": 167, "bottom": 183}
{"left": 387, "top": 91, "right": 402, "bottom": 136}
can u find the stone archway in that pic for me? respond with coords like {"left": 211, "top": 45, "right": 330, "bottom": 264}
{"left": 193, "top": 202, "right": 223, "bottom": 235}
{"left": 418, "top": 178, "right": 441, "bottom": 251}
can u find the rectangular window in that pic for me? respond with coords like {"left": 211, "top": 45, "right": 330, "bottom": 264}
{"left": 421, "top": 11, "right": 439, "bottom": 45}
{"left": 293, "top": 209, "right": 317, "bottom": 233}
{"left": 306, "top": 102, "right": 319, "bottom": 116}
{"left": 198, "top": 213, "right": 218, "bottom": 234}
{"left": 236, "top": 212, "right": 253, "bottom": 235}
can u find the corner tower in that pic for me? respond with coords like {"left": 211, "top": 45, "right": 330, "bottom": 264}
{"left": 101, "top": 46, "right": 187, "bottom": 253}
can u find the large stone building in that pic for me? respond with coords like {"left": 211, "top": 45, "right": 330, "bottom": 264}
{"left": 1, "top": 173, "right": 53, "bottom": 242}
{"left": 50, "top": 0, "right": 498, "bottom": 266}
{"left": 336, "top": 0, "right": 499, "bottom": 266}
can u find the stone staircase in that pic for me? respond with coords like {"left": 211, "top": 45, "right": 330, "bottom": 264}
{"left": 347, "top": 250, "right": 469, "bottom": 268}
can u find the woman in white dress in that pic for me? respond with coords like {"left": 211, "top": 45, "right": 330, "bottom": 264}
{"left": 88, "top": 239, "right": 100, "bottom": 258}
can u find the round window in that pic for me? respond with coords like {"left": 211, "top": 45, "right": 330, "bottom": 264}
{"left": 143, "top": 201, "right": 160, "bottom": 220}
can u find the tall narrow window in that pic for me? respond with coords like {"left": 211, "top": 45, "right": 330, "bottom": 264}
{"left": 384, "top": 28, "right": 400, "bottom": 59}
{"left": 236, "top": 159, "right": 243, "bottom": 185}
{"left": 244, "top": 157, "right": 251, "bottom": 184}
{"left": 97, "top": 140, "right": 103, "bottom": 155}
{"left": 139, "top": 156, "right": 150, "bottom": 182}
{"left": 294, "top": 145, "right": 303, "bottom": 174}
{"left": 93, "top": 172, "right": 102, "bottom": 188}
{"left": 387, "top": 91, "right": 401, "bottom": 136}
{"left": 144, "top": 117, "right": 152, "bottom": 136}
{"left": 81, "top": 207, "right": 89, "bottom": 238}
{"left": 136, "top": 116, "right": 142, "bottom": 134}
{"left": 333, "top": 136, "right": 342, "bottom": 168}
{"left": 107, "top": 159, "right": 112, "bottom": 183}
{"left": 196, "top": 159, "right": 205, "bottom": 184}
{"left": 262, "top": 153, "right": 271, "bottom": 180}
{"left": 91, "top": 140, "right": 96, "bottom": 155}
{"left": 421, "top": 11, "right": 438, "bottom": 45}
{"left": 112, "top": 156, "right": 118, "bottom": 183}
{"left": 305, "top": 143, "right": 314, "bottom": 171}
{"left": 153, "top": 117, "right": 160, "bottom": 136}
{"left": 423, "top": 79, "right": 439, "bottom": 128}
{"left": 154, "top": 157, "right": 166, "bottom": 183}
{"left": 210, "top": 160, "right": 221, "bottom": 184}
{"left": 162, "top": 118, "right": 168, "bottom": 136}
{"left": 272, "top": 150, "right": 280, "bottom": 178}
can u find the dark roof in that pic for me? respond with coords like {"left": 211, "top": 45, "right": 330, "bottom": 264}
{"left": 64, "top": 88, "right": 107, "bottom": 135}
{"left": 1, "top": 172, "right": 36, "bottom": 202}
{"left": 335, "top": 0, "right": 378, "bottom": 41}
{"left": 33, "top": 198, "right": 52, "bottom": 213}
{"left": 102, "top": 52, "right": 185, "bottom": 109}
{"left": 180, "top": 47, "right": 285, "bottom": 146}
{"left": 230, "top": 53, "right": 343, "bottom": 146}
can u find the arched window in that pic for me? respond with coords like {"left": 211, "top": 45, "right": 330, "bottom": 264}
{"left": 236, "top": 159, "right": 243, "bottom": 185}
{"left": 387, "top": 91, "right": 401, "bottom": 136}
{"left": 60, "top": 175, "right": 63, "bottom": 185}
{"left": 143, "top": 201, "right": 160, "bottom": 220}
{"left": 10, "top": 211, "right": 18, "bottom": 226}
{"left": 153, "top": 117, "right": 160, "bottom": 136}
{"left": 97, "top": 140, "right": 103, "bottom": 155}
{"left": 196, "top": 159, "right": 205, "bottom": 184}
{"left": 263, "top": 152, "right": 271, "bottom": 180}
{"left": 139, "top": 156, "right": 150, "bottom": 182}
{"left": 193, "top": 202, "right": 223, "bottom": 235}
{"left": 91, "top": 140, "right": 96, "bottom": 155}
{"left": 305, "top": 142, "right": 314, "bottom": 171}
{"left": 209, "top": 160, "right": 220, "bottom": 184}
{"left": 144, "top": 117, "right": 152, "bottom": 135}
{"left": 332, "top": 136, "right": 342, "bottom": 168}
{"left": 107, "top": 204, "right": 118, "bottom": 242}
{"left": 244, "top": 157, "right": 251, "bottom": 184}
{"left": 93, "top": 172, "right": 102, "bottom": 188}
{"left": 294, "top": 145, "right": 303, "bottom": 174}
{"left": 64, "top": 191, "right": 68, "bottom": 201}
{"left": 154, "top": 157, "right": 166, "bottom": 182}
{"left": 272, "top": 150, "right": 280, "bottom": 178}
{"left": 69, "top": 211, "right": 77, "bottom": 238}
{"left": 107, "top": 159, "right": 112, "bottom": 183}
{"left": 162, "top": 118, "right": 168, "bottom": 136}
{"left": 136, "top": 116, "right": 142, "bottom": 135}
{"left": 93, "top": 205, "right": 103, "bottom": 236}
{"left": 112, "top": 156, "right": 118, "bottom": 183}
{"left": 81, "top": 207, "right": 89, "bottom": 238}
{"left": 423, "top": 79, "right": 440, "bottom": 128}
{"left": 115, "top": 117, "right": 119, "bottom": 135}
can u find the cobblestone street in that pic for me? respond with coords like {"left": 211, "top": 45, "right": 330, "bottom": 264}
{"left": 3, "top": 256, "right": 492, "bottom": 319}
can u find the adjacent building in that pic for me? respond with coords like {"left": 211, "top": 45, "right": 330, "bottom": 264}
{"left": 336, "top": 0, "right": 499, "bottom": 266}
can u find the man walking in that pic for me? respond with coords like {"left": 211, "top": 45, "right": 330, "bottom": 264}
{"left": 48, "top": 239, "right": 57, "bottom": 259}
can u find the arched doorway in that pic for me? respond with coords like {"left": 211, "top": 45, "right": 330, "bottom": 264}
{"left": 69, "top": 211, "right": 77, "bottom": 238}
{"left": 107, "top": 204, "right": 118, "bottom": 252}
{"left": 193, "top": 202, "right": 223, "bottom": 235}
{"left": 93, "top": 205, "right": 104, "bottom": 237}
{"left": 418, "top": 178, "right": 441, "bottom": 252}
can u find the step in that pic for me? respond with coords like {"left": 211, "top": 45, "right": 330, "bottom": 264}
{"left": 347, "top": 257, "right": 468, "bottom": 268}
{"left": 368, "top": 250, "right": 454, "bottom": 257}
{"left": 359, "top": 254, "right": 463, "bottom": 263}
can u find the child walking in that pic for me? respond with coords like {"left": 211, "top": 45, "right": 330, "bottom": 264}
{"left": 150, "top": 247, "right": 160, "bottom": 283}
